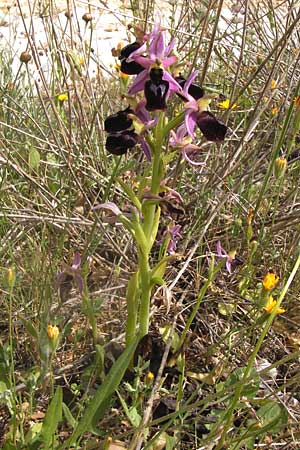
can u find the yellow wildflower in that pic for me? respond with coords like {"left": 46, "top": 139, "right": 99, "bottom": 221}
{"left": 58, "top": 93, "right": 68, "bottom": 102}
{"left": 274, "top": 156, "right": 287, "bottom": 178}
{"left": 270, "top": 79, "right": 277, "bottom": 89}
{"left": 145, "top": 371, "right": 154, "bottom": 386}
{"left": 263, "top": 296, "right": 285, "bottom": 315}
{"left": 262, "top": 272, "right": 279, "bottom": 291}
{"left": 271, "top": 106, "right": 278, "bottom": 116}
{"left": 47, "top": 325, "right": 59, "bottom": 340}
{"left": 218, "top": 98, "right": 237, "bottom": 109}
{"left": 294, "top": 96, "right": 300, "bottom": 109}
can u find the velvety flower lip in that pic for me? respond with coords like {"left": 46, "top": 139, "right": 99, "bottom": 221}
{"left": 182, "top": 70, "right": 228, "bottom": 141}
{"left": 118, "top": 41, "right": 144, "bottom": 75}
{"left": 119, "top": 41, "right": 141, "bottom": 59}
{"left": 144, "top": 68, "right": 169, "bottom": 111}
{"left": 106, "top": 130, "right": 139, "bottom": 155}
{"left": 176, "top": 74, "right": 205, "bottom": 100}
{"left": 197, "top": 111, "right": 228, "bottom": 142}
{"left": 104, "top": 107, "right": 133, "bottom": 133}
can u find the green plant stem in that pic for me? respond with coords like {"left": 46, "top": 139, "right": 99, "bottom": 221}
{"left": 138, "top": 250, "right": 151, "bottom": 338}
{"left": 254, "top": 82, "right": 300, "bottom": 217}
{"left": 125, "top": 272, "right": 139, "bottom": 346}
{"left": 214, "top": 249, "right": 300, "bottom": 449}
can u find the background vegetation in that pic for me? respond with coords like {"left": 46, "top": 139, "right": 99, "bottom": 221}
{"left": 0, "top": 0, "right": 300, "bottom": 448}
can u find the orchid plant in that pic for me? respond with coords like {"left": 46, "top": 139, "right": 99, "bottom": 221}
{"left": 96, "top": 19, "right": 228, "bottom": 346}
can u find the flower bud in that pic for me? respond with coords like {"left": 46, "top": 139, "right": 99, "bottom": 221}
{"left": 47, "top": 325, "right": 59, "bottom": 341}
{"left": 145, "top": 371, "right": 154, "bottom": 386}
{"left": 6, "top": 267, "right": 16, "bottom": 289}
{"left": 274, "top": 156, "right": 287, "bottom": 179}
{"left": 20, "top": 51, "right": 32, "bottom": 64}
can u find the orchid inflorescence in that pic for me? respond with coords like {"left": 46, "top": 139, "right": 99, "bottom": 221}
{"left": 105, "top": 18, "right": 228, "bottom": 162}
{"left": 96, "top": 18, "right": 230, "bottom": 343}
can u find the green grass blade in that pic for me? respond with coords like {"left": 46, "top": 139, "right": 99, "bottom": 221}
{"left": 63, "top": 336, "right": 139, "bottom": 447}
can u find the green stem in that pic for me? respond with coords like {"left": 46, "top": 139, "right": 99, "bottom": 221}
{"left": 138, "top": 250, "right": 151, "bottom": 337}
{"left": 125, "top": 272, "right": 139, "bottom": 346}
{"left": 253, "top": 82, "right": 300, "bottom": 217}
{"left": 214, "top": 249, "right": 300, "bottom": 449}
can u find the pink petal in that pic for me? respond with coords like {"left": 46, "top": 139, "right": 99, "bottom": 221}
{"left": 165, "top": 38, "right": 176, "bottom": 56}
{"left": 185, "top": 111, "right": 197, "bottom": 138}
{"left": 140, "top": 136, "right": 152, "bottom": 161}
{"left": 149, "top": 31, "right": 165, "bottom": 59}
{"left": 93, "top": 201, "right": 122, "bottom": 216}
{"left": 162, "top": 55, "right": 178, "bottom": 69}
{"left": 128, "top": 70, "right": 148, "bottom": 95}
{"left": 182, "top": 148, "right": 205, "bottom": 166}
{"left": 183, "top": 70, "right": 198, "bottom": 96}
{"left": 216, "top": 240, "right": 224, "bottom": 257}
{"left": 127, "top": 41, "right": 148, "bottom": 61}
{"left": 133, "top": 55, "right": 153, "bottom": 69}
{"left": 72, "top": 252, "right": 82, "bottom": 269}
{"left": 162, "top": 70, "right": 181, "bottom": 93}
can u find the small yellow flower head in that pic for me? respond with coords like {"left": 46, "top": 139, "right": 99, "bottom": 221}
{"left": 271, "top": 79, "right": 277, "bottom": 89}
{"left": 218, "top": 98, "right": 237, "bottom": 109}
{"left": 263, "top": 272, "right": 279, "bottom": 291}
{"left": 271, "top": 106, "right": 278, "bottom": 116}
{"left": 145, "top": 371, "right": 154, "bottom": 385}
{"left": 47, "top": 325, "right": 59, "bottom": 340}
{"left": 294, "top": 96, "right": 300, "bottom": 110}
{"left": 263, "top": 296, "right": 285, "bottom": 315}
{"left": 58, "top": 93, "right": 68, "bottom": 103}
{"left": 274, "top": 156, "right": 287, "bottom": 179}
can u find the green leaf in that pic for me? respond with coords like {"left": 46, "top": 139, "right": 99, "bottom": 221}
{"left": 257, "top": 400, "right": 288, "bottom": 433}
{"left": 150, "top": 276, "right": 165, "bottom": 288}
{"left": 41, "top": 386, "right": 62, "bottom": 449}
{"left": 117, "top": 391, "right": 141, "bottom": 427}
{"left": 25, "top": 422, "right": 43, "bottom": 445}
{"left": 62, "top": 402, "right": 77, "bottom": 429}
{"left": 224, "top": 367, "right": 259, "bottom": 400}
{"left": 117, "top": 177, "right": 141, "bottom": 211}
{"left": 29, "top": 147, "right": 40, "bottom": 170}
{"left": 19, "top": 316, "right": 38, "bottom": 339}
{"left": 63, "top": 336, "right": 139, "bottom": 447}
{"left": 151, "top": 254, "right": 178, "bottom": 280}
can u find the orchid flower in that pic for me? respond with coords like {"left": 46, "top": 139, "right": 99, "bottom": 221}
{"left": 182, "top": 71, "right": 228, "bottom": 141}
{"left": 169, "top": 124, "right": 205, "bottom": 166}
{"left": 56, "top": 252, "right": 84, "bottom": 294}
{"left": 104, "top": 101, "right": 156, "bottom": 160}
{"left": 216, "top": 241, "right": 236, "bottom": 274}
{"left": 126, "top": 23, "right": 181, "bottom": 98}
{"left": 166, "top": 224, "right": 182, "bottom": 254}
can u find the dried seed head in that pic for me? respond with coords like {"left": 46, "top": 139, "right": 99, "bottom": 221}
{"left": 20, "top": 51, "right": 32, "bottom": 64}
{"left": 82, "top": 13, "right": 93, "bottom": 23}
{"left": 65, "top": 10, "right": 73, "bottom": 19}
